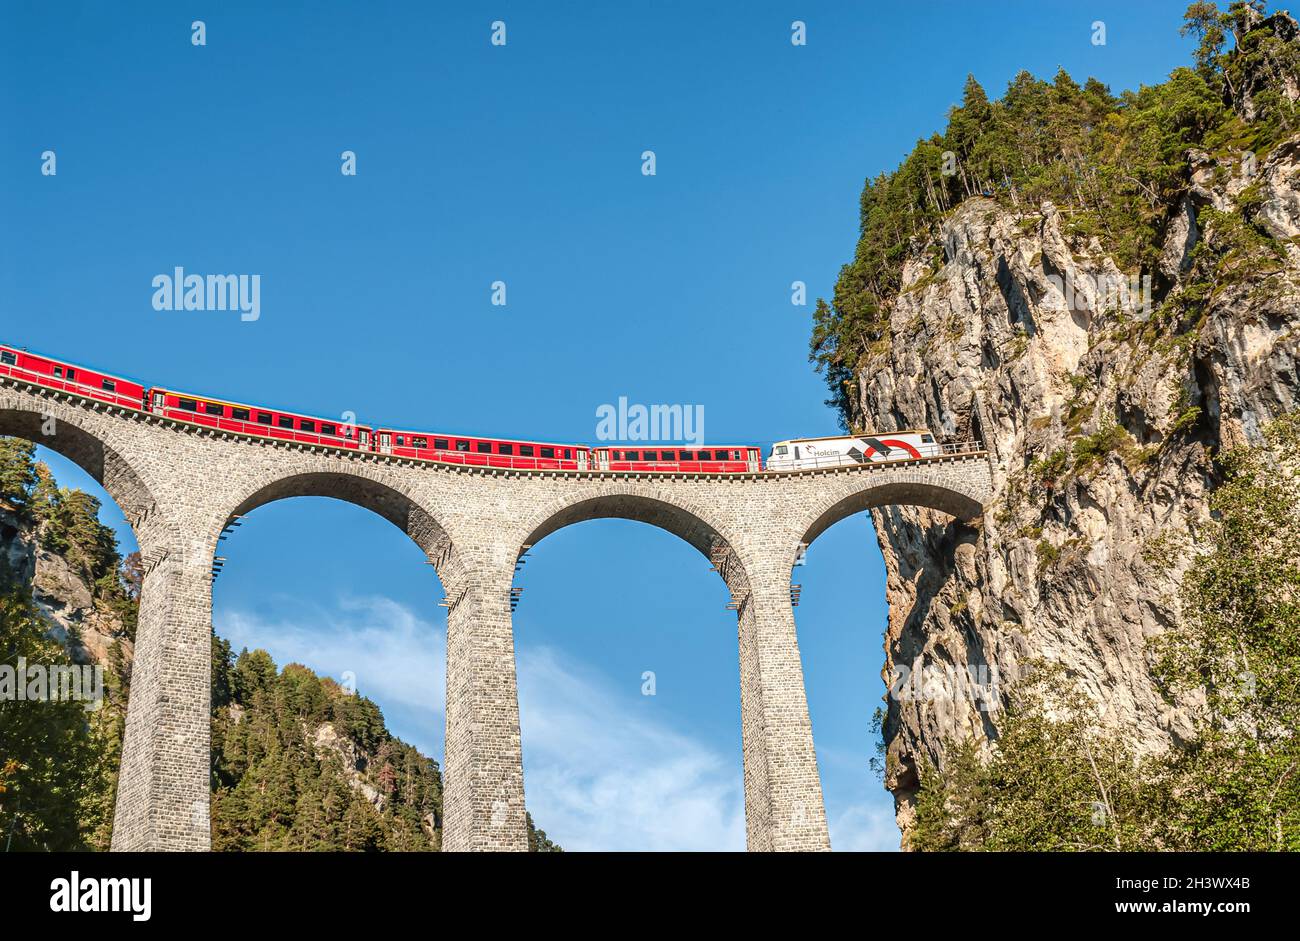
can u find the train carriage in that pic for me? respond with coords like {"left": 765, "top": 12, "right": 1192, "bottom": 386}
{"left": 0, "top": 344, "right": 146, "bottom": 411}
{"left": 374, "top": 429, "right": 590, "bottom": 471}
{"left": 765, "top": 430, "right": 941, "bottom": 470}
{"left": 146, "top": 387, "right": 373, "bottom": 451}
{"left": 593, "top": 446, "right": 762, "bottom": 473}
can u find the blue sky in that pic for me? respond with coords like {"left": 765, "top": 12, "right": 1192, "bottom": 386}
{"left": 4, "top": 1, "right": 1200, "bottom": 850}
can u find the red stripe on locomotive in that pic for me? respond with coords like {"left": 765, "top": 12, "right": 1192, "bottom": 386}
{"left": 863, "top": 439, "right": 922, "bottom": 461}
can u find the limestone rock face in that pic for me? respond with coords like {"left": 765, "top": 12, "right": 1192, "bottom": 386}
{"left": 0, "top": 505, "right": 133, "bottom": 669}
{"left": 0, "top": 505, "right": 36, "bottom": 584}
{"left": 857, "top": 142, "right": 1300, "bottom": 847}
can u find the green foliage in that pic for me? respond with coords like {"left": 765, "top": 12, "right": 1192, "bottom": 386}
{"left": 0, "top": 439, "right": 37, "bottom": 511}
{"left": 210, "top": 646, "right": 446, "bottom": 852}
{"left": 1170, "top": 404, "right": 1203, "bottom": 435}
{"left": 1029, "top": 448, "right": 1069, "bottom": 485}
{"left": 0, "top": 588, "right": 118, "bottom": 850}
{"left": 911, "top": 412, "right": 1300, "bottom": 850}
{"left": 1034, "top": 539, "right": 1061, "bottom": 569}
{"left": 526, "top": 812, "right": 563, "bottom": 853}
{"left": 1149, "top": 410, "right": 1300, "bottom": 849}
{"left": 810, "top": 2, "right": 1299, "bottom": 430}
{"left": 911, "top": 663, "right": 1161, "bottom": 851}
{"left": 1071, "top": 423, "right": 1130, "bottom": 471}
{"left": 210, "top": 646, "right": 565, "bottom": 852}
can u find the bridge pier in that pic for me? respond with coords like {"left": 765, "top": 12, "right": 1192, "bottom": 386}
{"left": 440, "top": 552, "right": 529, "bottom": 851}
{"left": 110, "top": 538, "right": 212, "bottom": 851}
{"left": 738, "top": 569, "right": 831, "bottom": 851}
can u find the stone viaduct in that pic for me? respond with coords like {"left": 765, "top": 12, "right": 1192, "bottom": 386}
{"left": 0, "top": 370, "right": 993, "bottom": 852}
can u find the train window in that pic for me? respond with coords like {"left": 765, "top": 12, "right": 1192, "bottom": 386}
{"left": 0, "top": 351, "right": 15, "bottom": 365}
{"left": 520, "top": 445, "right": 534, "bottom": 457}
{"left": 412, "top": 437, "right": 427, "bottom": 448}
{"left": 300, "top": 420, "right": 315, "bottom": 432}
{"left": 921, "top": 434, "right": 934, "bottom": 443}
{"left": 434, "top": 438, "right": 449, "bottom": 450}
{"left": 232, "top": 408, "right": 250, "bottom": 421}
{"left": 277, "top": 415, "right": 293, "bottom": 428}
{"left": 563, "top": 449, "right": 572, "bottom": 459}
{"left": 477, "top": 442, "right": 492, "bottom": 453}
{"left": 499, "top": 444, "right": 513, "bottom": 455}
{"left": 256, "top": 412, "right": 273, "bottom": 425}
{"left": 54, "top": 366, "right": 64, "bottom": 378}
{"left": 203, "top": 403, "right": 223, "bottom": 416}
{"left": 322, "top": 424, "right": 338, "bottom": 437}
{"left": 102, "top": 379, "right": 115, "bottom": 392}
{"left": 68, "top": 369, "right": 77, "bottom": 381}
{"left": 540, "top": 447, "right": 555, "bottom": 458}
{"left": 395, "top": 435, "right": 404, "bottom": 446}
{"left": 456, "top": 440, "right": 469, "bottom": 451}
{"left": 775, "top": 446, "right": 788, "bottom": 455}
{"left": 180, "top": 398, "right": 198, "bottom": 411}
{"left": 680, "top": 450, "right": 694, "bottom": 460}
{"left": 625, "top": 450, "right": 640, "bottom": 460}
{"left": 643, "top": 451, "right": 658, "bottom": 461}
{"left": 660, "top": 450, "right": 676, "bottom": 460}
{"left": 698, "top": 450, "right": 713, "bottom": 460}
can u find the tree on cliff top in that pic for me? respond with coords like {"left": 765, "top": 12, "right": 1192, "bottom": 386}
{"left": 811, "top": 2, "right": 1295, "bottom": 431}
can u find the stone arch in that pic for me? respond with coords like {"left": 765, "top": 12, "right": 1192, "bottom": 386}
{"left": 797, "top": 473, "right": 986, "bottom": 553}
{"left": 0, "top": 392, "right": 159, "bottom": 529}
{"left": 213, "top": 467, "right": 456, "bottom": 577}
{"left": 515, "top": 487, "right": 754, "bottom": 597}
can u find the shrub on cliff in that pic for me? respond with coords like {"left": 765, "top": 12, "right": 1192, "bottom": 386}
{"left": 912, "top": 412, "right": 1300, "bottom": 850}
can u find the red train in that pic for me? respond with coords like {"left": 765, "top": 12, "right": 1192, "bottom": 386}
{"left": 148, "top": 387, "right": 373, "bottom": 451}
{"left": 375, "top": 428, "right": 587, "bottom": 470}
{"left": 0, "top": 343, "right": 763, "bottom": 473}
{"left": 1, "top": 344, "right": 145, "bottom": 411}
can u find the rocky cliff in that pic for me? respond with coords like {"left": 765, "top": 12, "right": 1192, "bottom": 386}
{"left": 0, "top": 501, "right": 133, "bottom": 676}
{"left": 823, "top": 6, "right": 1300, "bottom": 846}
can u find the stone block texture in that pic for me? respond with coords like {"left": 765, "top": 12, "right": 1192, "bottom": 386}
{"left": 0, "top": 376, "right": 992, "bottom": 852}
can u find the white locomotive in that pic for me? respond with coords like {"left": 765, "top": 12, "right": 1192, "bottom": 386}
{"left": 765, "top": 429, "right": 941, "bottom": 470}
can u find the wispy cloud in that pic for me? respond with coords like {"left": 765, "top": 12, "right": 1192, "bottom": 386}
{"left": 516, "top": 646, "right": 746, "bottom": 851}
{"left": 216, "top": 596, "right": 747, "bottom": 851}
{"left": 828, "top": 801, "right": 901, "bottom": 852}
